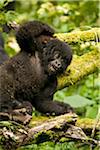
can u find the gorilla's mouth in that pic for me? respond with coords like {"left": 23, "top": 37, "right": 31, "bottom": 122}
{"left": 48, "top": 64, "right": 56, "bottom": 72}
{"left": 48, "top": 63, "right": 63, "bottom": 74}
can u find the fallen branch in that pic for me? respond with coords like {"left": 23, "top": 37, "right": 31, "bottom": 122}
{"left": 0, "top": 114, "right": 100, "bottom": 150}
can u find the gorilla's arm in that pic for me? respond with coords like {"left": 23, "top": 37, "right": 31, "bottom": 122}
{"left": 33, "top": 77, "right": 73, "bottom": 115}
{"left": 34, "top": 100, "right": 73, "bottom": 115}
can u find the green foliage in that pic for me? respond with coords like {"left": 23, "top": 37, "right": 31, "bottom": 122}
{"left": 0, "top": 0, "right": 11, "bottom": 9}
{"left": 0, "top": 0, "right": 17, "bottom": 26}
{"left": 54, "top": 73, "right": 99, "bottom": 118}
{"left": 15, "top": 0, "right": 99, "bottom": 32}
{"left": 85, "top": 105, "right": 99, "bottom": 119}
{"left": 0, "top": 0, "right": 99, "bottom": 33}
{"left": 18, "top": 141, "right": 100, "bottom": 150}
{"left": 58, "top": 95, "right": 95, "bottom": 108}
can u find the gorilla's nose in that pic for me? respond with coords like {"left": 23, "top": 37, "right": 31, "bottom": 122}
{"left": 53, "top": 59, "right": 61, "bottom": 69}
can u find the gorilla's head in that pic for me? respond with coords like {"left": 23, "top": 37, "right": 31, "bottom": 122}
{"left": 43, "top": 39, "right": 72, "bottom": 76}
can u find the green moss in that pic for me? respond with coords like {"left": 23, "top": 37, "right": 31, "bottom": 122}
{"left": 55, "top": 28, "right": 100, "bottom": 44}
{"left": 29, "top": 116, "right": 49, "bottom": 127}
{"left": 76, "top": 118, "right": 100, "bottom": 129}
{"left": 57, "top": 49, "right": 100, "bottom": 90}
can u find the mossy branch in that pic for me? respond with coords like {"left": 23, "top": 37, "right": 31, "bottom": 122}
{"left": 57, "top": 48, "right": 100, "bottom": 89}
{"left": 55, "top": 28, "right": 100, "bottom": 89}
{"left": 55, "top": 28, "right": 100, "bottom": 44}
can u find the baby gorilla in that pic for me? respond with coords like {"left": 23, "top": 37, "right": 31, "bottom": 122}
{"left": 0, "top": 21, "right": 73, "bottom": 124}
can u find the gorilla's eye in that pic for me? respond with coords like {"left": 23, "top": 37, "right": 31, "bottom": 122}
{"left": 53, "top": 53, "right": 60, "bottom": 59}
{"left": 49, "top": 54, "right": 60, "bottom": 62}
{"left": 48, "top": 58, "right": 54, "bottom": 61}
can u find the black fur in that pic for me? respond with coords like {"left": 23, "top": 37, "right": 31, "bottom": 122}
{"left": 16, "top": 21, "right": 54, "bottom": 52}
{"left": 0, "top": 21, "right": 73, "bottom": 123}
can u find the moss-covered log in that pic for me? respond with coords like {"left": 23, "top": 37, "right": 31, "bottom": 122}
{"left": 0, "top": 114, "right": 100, "bottom": 150}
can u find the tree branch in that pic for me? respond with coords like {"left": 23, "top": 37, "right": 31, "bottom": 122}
{"left": 55, "top": 28, "right": 100, "bottom": 89}
{"left": 55, "top": 28, "right": 100, "bottom": 44}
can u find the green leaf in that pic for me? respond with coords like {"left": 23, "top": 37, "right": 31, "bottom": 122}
{"left": 62, "top": 95, "right": 95, "bottom": 108}
{"left": 85, "top": 105, "right": 99, "bottom": 118}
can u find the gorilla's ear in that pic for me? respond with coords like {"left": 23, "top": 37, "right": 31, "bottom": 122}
{"left": 16, "top": 21, "right": 55, "bottom": 53}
